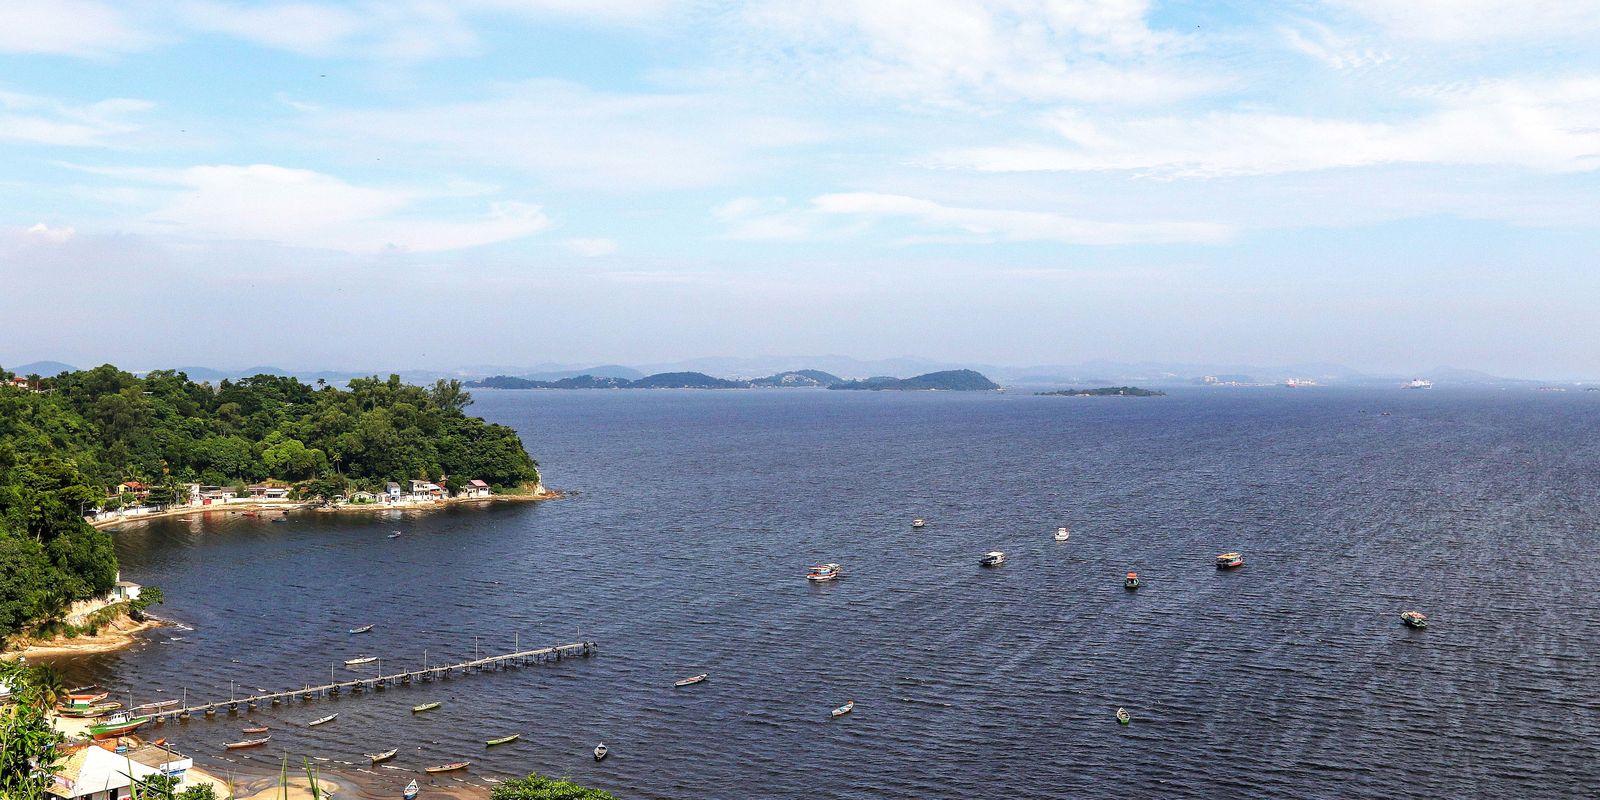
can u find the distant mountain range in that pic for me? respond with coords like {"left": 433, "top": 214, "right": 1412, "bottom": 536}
{"left": 2, "top": 358, "right": 1574, "bottom": 387}
{"left": 465, "top": 369, "right": 996, "bottom": 391}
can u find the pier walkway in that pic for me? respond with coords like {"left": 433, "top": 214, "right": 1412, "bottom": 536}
{"left": 150, "top": 641, "right": 596, "bottom": 722}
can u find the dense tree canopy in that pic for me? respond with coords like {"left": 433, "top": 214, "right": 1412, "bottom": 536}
{"left": 0, "top": 364, "right": 540, "bottom": 641}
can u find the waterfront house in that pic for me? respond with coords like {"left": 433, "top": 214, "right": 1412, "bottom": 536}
{"left": 246, "top": 484, "right": 291, "bottom": 500}
{"left": 385, "top": 482, "right": 403, "bottom": 501}
{"left": 349, "top": 490, "right": 376, "bottom": 503}
{"left": 461, "top": 478, "right": 491, "bottom": 498}
{"left": 189, "top": 485, "right": 238, "bottom": 505}
{"left": 49, "top": 743, "right": 194, "bottom": 800}
{"left": 409, "top": 479, "right": 445, "bottom": 499}
{"left": 114, "top": 481, "right": 150, "bottom": 499}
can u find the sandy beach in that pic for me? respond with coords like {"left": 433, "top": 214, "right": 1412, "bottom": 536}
{"left": 89, "top": 489, "right": 563, "bottom": 531}
{"left": 3, "top": 614, "right": 161, "bottom": 661}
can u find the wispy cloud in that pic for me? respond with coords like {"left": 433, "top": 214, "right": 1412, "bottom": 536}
{"left": 810, "top": 191, "right": 1230, "bottom": 245}
{"left": 0, "top": 0, "right": 156, "bottom": 57}
{"left": 77, "top": 163, "right": 548, "bottom": 252}
{"left": 0, "top": 90, "right": 153, "bottom": 147}
{"left": 937, "top": 77, "right": 1600, "bottom": 176}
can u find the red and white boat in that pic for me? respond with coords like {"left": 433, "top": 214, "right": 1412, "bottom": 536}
{"left": 225, "top": 735, "right": 270, "bottom": 749}
{"left": 830, "top": 700, "right": 855, "bottom": 718}
{"left": 1215, "top": 552, "right": 1244, "bottom": 569}
{"left": 674, "top": 673, "right": 708, "bottom": 687}
{"left": 806, "top": 563, "right": 842, "bottom": 582}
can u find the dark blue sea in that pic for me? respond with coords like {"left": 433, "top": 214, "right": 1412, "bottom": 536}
{"left": 64, "top": 388, "right": 1600, "bottom": 798}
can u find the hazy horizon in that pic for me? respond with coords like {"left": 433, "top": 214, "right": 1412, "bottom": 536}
{"left": 4, "top": 2, "right": 1599, "bottom": 379}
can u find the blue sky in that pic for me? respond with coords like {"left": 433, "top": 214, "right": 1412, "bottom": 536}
{"left": 2, "top": 0, "right": 1599, "bottom": 377}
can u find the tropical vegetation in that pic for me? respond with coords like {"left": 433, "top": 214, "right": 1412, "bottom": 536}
{"left": 0, "top": 660, "right": 66, "bottom": 800}
{"left": 0, "top": 364, "right": 540, "bottom": 642}
{"left": 491, "top": 773, "right": 620, "bottom": 800}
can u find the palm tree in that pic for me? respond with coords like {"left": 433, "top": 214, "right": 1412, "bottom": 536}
{"left": 30, "top": 663, "right": 66, "bottom": 710}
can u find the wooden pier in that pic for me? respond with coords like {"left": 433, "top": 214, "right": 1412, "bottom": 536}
{"left": 150, "top": 641, "right": 596, "bottom": 722}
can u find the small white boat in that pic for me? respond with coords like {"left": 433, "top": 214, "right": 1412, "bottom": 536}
{"left": 308, "top": 713, "right": 338, "bottom": 727}
{"left": 387, "top": 532, "right": 401, "bottom": 539}
{"left": 348, "top": 624, "right": 374, "bottom": 635}
{"left": 911, "top": 518, "right": 925, "bottom": 528}
{"left": 593, "top": 743, "right": 608, "bottom": 761}
{"left": 674, "top": 673, "right": 709, "bottom": 687}
{"left": 344, "top": 656, "right": 377, "bottom": 666}
{"left": 831, "top": 700, "right": 855, "bottom": 718}
{"left": 403, "top": 780, "right": 419, "bottom": 800}
{"left": 979, "top": 551, "right": 1006, "bottom": 567}
{"left": 806, "top": 563, "right": 842, "bottom": 582}
{"left": 1054, "top": 527, "right": 1070, "bottom": 542}
{"left": 1116, "top": 707, "right": 1131, "bottom": 725}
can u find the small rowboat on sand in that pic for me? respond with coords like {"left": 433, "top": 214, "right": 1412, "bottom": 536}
{"left": 425, "top": 762, "right": 469, "bottom": 774}
{"left": 367, "top": 748, "right": 397, "bottom": 763}
{"left": 831, "top": 700, "right": 855, "bottom": 718}
{"left": 308, "top": 713, "right": 337, "bottom": 727}
{"left": 403, "top": 780, "right": 419, "bottom": 800}
{"left": 225, "top": 735, "right": 271, "bottom": 749}
{"left": 674, "top": 673, "right": 709, "bottom": 687}
{"left": 413, "top": 702, "right": 441, "bottom": 713}
{"left": 486, "top": 734, "right": 520, "bottom": 747}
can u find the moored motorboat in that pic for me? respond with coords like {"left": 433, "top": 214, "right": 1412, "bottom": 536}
{"left": 367, "top": 748, "right": 397, "bottom": 763}
{"left": 59, "top": 703, "right": 121, "bottom": 718}
{"left": 424, "top": 762, "right": 469, "bottom": 774}
{"left": 486, "top": 734, "right": 520, "bottom": 747}
{"left": 1124, "top": 571, "right": 1140, "bottom": 590}
{"left": 593, "top": 743, "right": 608, "bottom": 761}
{"left": 387, "top": 532, "right": 401, "bottom": 539}
{"left": 349, "top": 624, "right": 374, "bottom": 634}
{"left": 830, "top": 700, "right": 855, "bottom": 718}
{"left": 308, "top": 713, "right": 337, "bottom": 727}
{"left": 1400, "top": 610, "right": 1428, "bottom": 629}
{"left": 344, "top": 656, "right": 377, "bottom": 666}
{"left": 225, "top": 735, "right": 270, "bottom": 749}
{"left": 806, "top": 563, "right": 842, "bottom": 582}
{"left": 1215, "top": 552, "right": 1244, "bottom": 569}
{"left": 1116, "top": 707, "right": 1131, "bottom": 725}
{"left": 404, "top": 780, "right": 419, "bottom": 800}
{"left": 1055, "top": 526, "right": 1070, "bottom": 541}
{"left": 911, "top": 518, "right": 925, "bottom": 528}
{"left": 412, "top": 702, "right": 441, "bottom": 713}
{"left": 674, "top": 673, "right": 709, "bottom": 687}
{"left": 89, "top": 715, "right": 150, "bottom": 740}
{"left": 979, "top": 551, "right": 1006, "bottom": 567}
{"left": 66, "top": 690, "right": 109, "bottom": 706}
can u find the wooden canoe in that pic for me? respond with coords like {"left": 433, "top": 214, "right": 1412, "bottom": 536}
{"left": 412, "top": 702, "right": 441, "bottom": 713}
{"left": 485, "top": 734, "right": 519, "bottom": 747}
{"left": 225, "top": 736, "right": 270, "bottom": 749}
{"left": 366, "top": 748, "right": 398, "bottom": 763}
{"left": 424, "top": 762, "right": 469, "bottom": 774}
{"left": 307, "top": 713, "right": 337, "bottom": 727}
{"left": 674, "top": 673, "right": 708, "bottom": 687}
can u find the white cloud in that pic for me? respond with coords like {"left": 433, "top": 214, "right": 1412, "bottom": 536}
{"left": 809, "top": 191, "right": 1230, "bottom": 245}
{"left": 468, "top": 0, "right": 685, "bottom": 22}
{"left": 311, "top": 80, "right": 828, "bottom": 191}
{"left": 562, "top": 237, "right": 618, "bottom": 257}
{"left": 84, "top": 163, "right": 548, "bottom": 252}
{"left": 738, "top": 0, "right": 1220, "bottom": 107}
{"left": 0, "top": 0, "right": 155, "bottom": 56}
{"left": 937, "top": 77, "right": 1600, "bottom": 177}
{"left": 1281, "top": 20, "right": 1390, "bottom": 70}
{"left": 0, "top": 90, "right": 153, "bottom": 147}
{"left": 1328, "top": 0, "right": 1600, "bottom": 43}
{"left": 179, "top": 1, "right": 478, "bottom": 59}
{"left": 23, "top": 222, "right": 75, "bottom": 242}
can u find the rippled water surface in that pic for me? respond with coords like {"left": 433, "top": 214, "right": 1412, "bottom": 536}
{"left": 66, "top": 388, "right": 1600, "bottom": 798}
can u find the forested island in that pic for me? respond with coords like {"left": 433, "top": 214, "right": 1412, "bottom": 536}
{"left": 0, "top": 364, "right": 540, "bottom": 643}
{"left": 828, "top": 369, "right": 1001, "bottom": 391}
{"left": 468, "top": 368, "right": 1001, "bottom": 391}
{"left": 1038, "top": 386, "right": 1166, "bottom": 397}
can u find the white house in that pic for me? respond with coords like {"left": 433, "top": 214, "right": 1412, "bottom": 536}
{"left": 49, "top": 743, "right": 193, "bottom": 800}
{"left": 245, "top": 485, "right": 291, "bottom": 500}
{"left": 461, "top": 479, "right": 491, "bottom": 498}
{"left": 408, "top": 480, "right": 444, "bottom": 500}
{"left": 385, "top": 482, "right": 403, "bottom": 501}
